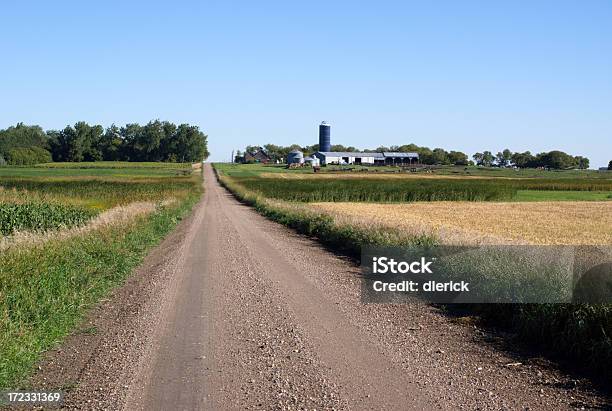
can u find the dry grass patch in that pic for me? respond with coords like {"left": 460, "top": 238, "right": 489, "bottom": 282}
{"left": 310, "top": 201, "right": 612, "bottom": 245}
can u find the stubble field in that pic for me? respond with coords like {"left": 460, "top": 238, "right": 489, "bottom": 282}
{"left": 311, "top": 201, "right": 612, "bottom": 245}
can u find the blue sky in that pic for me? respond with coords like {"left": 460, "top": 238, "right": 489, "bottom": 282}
{"left": 1, "top": 1, "right": 610, "bottom": 166}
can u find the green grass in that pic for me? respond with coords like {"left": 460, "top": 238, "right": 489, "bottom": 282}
{"left": 515, "top": 190, "right": 612, "bottom": 201}
{"left": 214, "top": 162, "right": 612, "bottom": 179}
{"left": 35, "top": 161, "right": 193, "bottom": 169}
{"left": 216, "top": 163, "right": 315, "bottom": 177}
{"left": 0, "top": 162, "right": 202, "bottom": 388}
{"left": 0, "top": 165, "right": 193, "bottom": 178}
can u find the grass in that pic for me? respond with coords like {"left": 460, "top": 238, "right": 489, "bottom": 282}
{"left": 515, "top": 190, "right": 612, "bottom": 201}
{"left": 214, "top": 162, "right": 612, "bottom": 179}
{"left": 0, "top": 163, "right": 202, "bottom": 388}
{"left": 213, "top": 163, "right": 612, "bottom": 383}
{"left": 0, "top": 165, "right": 192, "bottom": 178}
{"left": 34, "top": 161, "right": 193, "bottom": 169}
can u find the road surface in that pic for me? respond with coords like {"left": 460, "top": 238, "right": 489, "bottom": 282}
{"left": 31, "top": 164, "right": 607, "bottom": 410}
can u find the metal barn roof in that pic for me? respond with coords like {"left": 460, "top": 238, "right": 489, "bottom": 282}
{"left": 315, "top": 152, "right": 381, "bottom": 157}
{"left": 383, "top": 152, "right": 419, "bottom": 158}
{"left": 315, "top": 151, "right": 418, "bottom": 158}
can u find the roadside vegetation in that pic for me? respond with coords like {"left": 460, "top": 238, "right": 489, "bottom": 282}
{"left": 213, "top": 162, "right": 612, "bottom": 383}
{"left": 0, "top": 164, "right": 202, "bottom": 388}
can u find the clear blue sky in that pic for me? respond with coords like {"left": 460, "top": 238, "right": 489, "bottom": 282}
{"left": 1, "top": 0, "right": 610, "bottom": 167}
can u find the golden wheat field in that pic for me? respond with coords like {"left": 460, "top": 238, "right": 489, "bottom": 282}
{"left": 310, "top": 201, "right": 612, "bottom": 245}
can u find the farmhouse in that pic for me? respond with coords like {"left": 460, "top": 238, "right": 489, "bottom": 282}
{"left": 313, "top": 151, "right": 419, "bottom": 166}
{"left": 240, "top": 149, "right": 271, "bottom": 164}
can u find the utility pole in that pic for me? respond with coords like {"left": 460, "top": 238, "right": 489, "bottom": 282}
{"left": 231, "top": 150, "right": 234, "bottom": 163}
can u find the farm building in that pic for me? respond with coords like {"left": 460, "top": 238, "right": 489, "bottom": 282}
{"left": 237, "top": 149, "right": 271, "bottom": 164}
{"left": 287, "top": 150, "right": 304, "bottom": 164}
{"left": 313, "top": 151, "right": 418, "bottom": 166}
{"left": 304, "top": 156, "right": 320, "bottom": 166}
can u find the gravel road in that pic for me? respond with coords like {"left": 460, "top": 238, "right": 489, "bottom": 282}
{"left": 29, "top": 164, "right": 608, "bottom": 410}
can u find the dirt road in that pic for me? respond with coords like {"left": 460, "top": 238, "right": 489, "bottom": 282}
{"left": 32, "top": 164, "right": 607, "bottom": 410}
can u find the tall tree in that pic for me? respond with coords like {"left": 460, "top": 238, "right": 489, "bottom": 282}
{"left": 448, "top": 151, "right": 468, "bottom": 165}
{"left": 496, "top": 149, "right": 512, "bottom": 167}
{"left": 482, "top": 151, "right": 495, "bottom": 166}
{"left": 510, "top": 151, "right": 534, "bottom": 168}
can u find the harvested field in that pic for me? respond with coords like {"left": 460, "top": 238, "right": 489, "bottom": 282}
{"left": 310, "top": 201, "right": 612, "bottom": 245}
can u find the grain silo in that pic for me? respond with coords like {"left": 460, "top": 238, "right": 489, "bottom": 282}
{"left": 319, "top": 121, "right": 331, "bottom": 152}
{"left": 304, "top": 156, "right": 320, "bottom": 167}
{"left": 287, "top": 150, "right": 304, "bottom": 164}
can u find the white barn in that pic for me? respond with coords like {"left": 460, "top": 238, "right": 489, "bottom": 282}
{"left": 313, "top": 152, "right": 418, "bottom": 166}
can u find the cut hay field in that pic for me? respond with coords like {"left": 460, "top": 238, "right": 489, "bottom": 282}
{"left": 0, "top": 163, "right": 202, "bottom": 388}
{"left": 310, "top": 201, "right": 612, "bottom": 245}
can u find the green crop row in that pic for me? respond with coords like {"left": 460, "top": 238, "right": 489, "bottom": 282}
{"left": 234, "top": 177, "right": 518, "bottom": 202}
{"left": 0, "top": 202, "right": 96, "bottom": 235}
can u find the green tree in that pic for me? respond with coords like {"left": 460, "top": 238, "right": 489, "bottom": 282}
{"left": 510, "top": 151, "right": 534, "bottom": 168}
{"left": 448, "top": 151, "right": 468, "bottom": 165}
{"left": 574, "top": 156, "right": 589, "bottom": 170}
{"left": 431, "top": 148, "right": 449, "bottom": 164}
{"left": 173, "top": 124, "right": 209, "bottom": 162}
{"left": 99, "top": 124, "right": 124, "bottom": 161}
{"left": 481, "top": 151, "right": 494, "bottom": 166}
{"left": 48, "top": 122, "right": 103, "bottom": 162}
{"left": 496, "top": 149, "right": 512, "bottom": 167}
{"left": 608, "top": 160, "right": 612, "bottom": 170}
{"left": 0, "top": 123, "right": 49, "bottom": 160}
{"left": 538, "top": 150, "right": 576, "bottom": 169}
{"left": 6, "top": 147, "right": 52, "bottom": 165}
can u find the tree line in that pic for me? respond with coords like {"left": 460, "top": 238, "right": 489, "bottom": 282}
{"left": 472, "top": 149, "right": 589, "bottom": 169}
{"left": 0, "top": 121, "right": 209, "bottom": 165}
{"left": 239, "top": 143, "right": 591, "bottom": 169}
